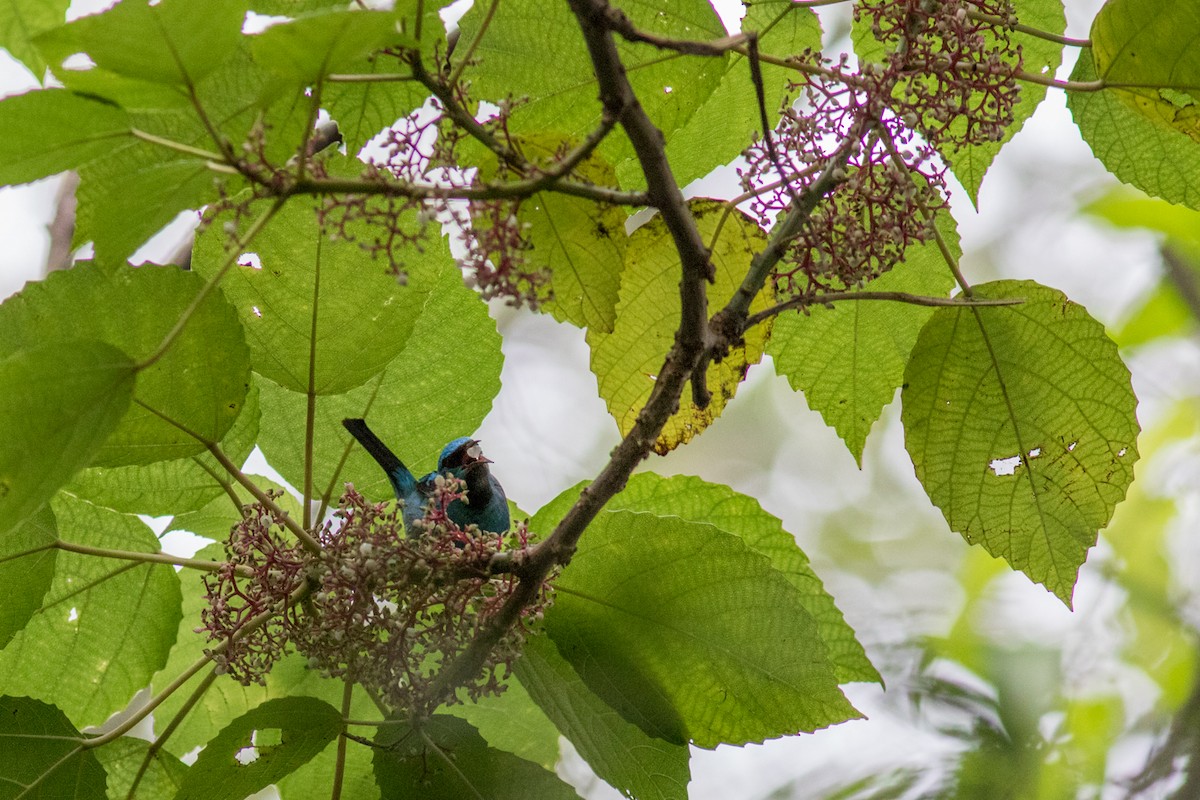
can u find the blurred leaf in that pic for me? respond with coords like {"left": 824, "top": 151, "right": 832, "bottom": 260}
{"left": 194, "top": 198, "right": 432, "bottom": 395}
{"left": 96, "top": 737, "right": 188, "bottom": 800}
{"left": 251, "top": 10, "right": 417, "bottom": 83}
{"left": 0, "top": 696, "right": 106, "bottom": 799}
{"left": 0, "top": 89, "right": 130, "bottom": 185}
{"left": 256, "top": 254, "right": 502, "bottom": 506}
{"left": 0, "top": 494, "right": 182, "bottom": 729}
{"left": 517, "top": 634, "right": 690, "bottom": 800}
{"left": 0, "top": 263, "right": 251, "bottom": 466}
{"left": 175, "top": 697, "right": 342, "bottom": 800}
{"left": 163, "top": 471, "right": 299, "bottom": 543}
{"left": 769, "top": 214, "right": 958, "bottom": 465}
{"left": 902, "top": 280, "right": 1140, "bottom": 605}
{"left": 0, "top": 0, "right": 69, "bottom": 79}
{"left": 372, "top": 715, "right": 579, "bottom": 800}
{"left": 0, "top": 507, "right": 57, "bottom": 650}
{"left": 587, "top": 200, "right": 771, "bottom": 453}
{"left": 35, "top": 0, "right": 248, "bottom": 86}
{"left": 533, "top": 508, "right": 859, "bottom": 747}
{"left": 0, "top": 340, "right": 135, "bottom": 532}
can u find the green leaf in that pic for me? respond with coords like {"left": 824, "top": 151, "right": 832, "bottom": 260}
{"left": 1089, "top": 0, "right": 1200, "bottom": 92}
{"left": 0, "top": 508, "right": 57, "bottom": 650}
{"left": 664, "top": 3, "right": 822, "bottom": 187}
{"left": 1069, "top": 54, "right": 1200, "bottom": 209}
{"left": 175, "top": 697, "right": 342, "bottom": 800}
{"left": 901, "top": 279, "right": 1140, "bottom": 605}
{"left": 444, "top": 676, "right": 562, "bottom": 770}
{"left": 536, "top": 509, "right": 859, "bottom": 747}
{"left": 514, "top": 136, "right": 626, "bottom": 331}
{"left": 65, "top": 382, "right": 260, "bottom": 517}
{"left": 373, "top": 715, "right": 579, "bottom": 800}
{"left": 615, "top": 473, "right": 878, "bottom": 685}
{"left": 0, "top": 263, "right": 251, "bottom": 466}
{"left": 948, "top": 0, "right": 1064, "bottom": 202}
{"left": 0, "top": 494, "right": 182, "bottom": 728}
{"left": 323, "top": 55, "right": 428, "bottom": 151}
{"left": 251, "top": 10, "right": 417, "bottom": 83}
{"left": 163, "top": 471, "right": 299, "bottom": 542}
{"left": 95, "top": 737, "right": 188, "bottom": 800}
{"left": 0, "top": 0, "right": 69, "bottom": 79}
{"left": 35, "top": 0, "right": 248, "bottom": 86}
{"left": 255, "top": 256, "right": 502, "bottom": 506}
{"left": 587, "top": 200, "right": 771, "bottom": 453}
{"left": 768, "top": 214, "right": 959, "bottom": 464}
{"left": 194, "top": 199, "right": 432, "bottom": 395}
{"left": 0, "top": 89, "right": 130, "bottom": 186}
{"left": 0, "top": 696, "right": 106, "bottom": 800}
{"left": 457, "top": 0, "right": 727, "bottom": 186}
{"left": 0, "top": 339, "right": 135, "bottom": 532}
{"left": 516, "top": 635, "right": 691, "bottom": 800}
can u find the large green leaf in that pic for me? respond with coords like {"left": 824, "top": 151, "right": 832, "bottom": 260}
{"left": 65, "top": 382, "right": 260, "bottom": 517}
{"left": 0, "top": 494, "right": 182, "bottom": 729}
{"left": 615, "top": 473, "right": 878, "bottom": 684}
{"left": 534, "top": 509, "right": 859, "bottom": 747}
{"left": 175, "top": 697, "right": 342, "bottom": 800}
{"left": 0, "top": 0, "right": 69, "bottom": 79}
{"left": 255, "top": 256, "right": 502, "bottom": 506}
{"left": 0, "top": 508, "right": 57, "bottom": 650}
{"left": 587, "top": 200, "right": 770, "bottom": 453}
{"left": 457, "top": 0, "right": 726, "bottom": 187}
{"left": 373, "top": 715, "right": 578, "bottom": 800}
{"left": 0, "top": 263, "right": 251, "bottom": 466}
{"left": 444, "top": 675, "right": 562, "bottom": 770}
{"left": 0, "top": 339, "right": 135, "bottom": 532}
{"left": 516, "top": 635, "right": 691, "bottom": 800}
{"left": 35, "top": 0, "right": 247, "bottom": 86}
{"left": 0, "top": 696, "right": 106, "bottom": 800}
{"left": 0, "top": 89, "right": 130, "bottom": 186}
{"left": 948, "top": 0, "right": 1064, "bottom": 202}
{"left": 664, "top": 2, "right": 821, "bottom": 187}
{"left": 96, "top": 737, "right": 189, "bottom": 800}
{"left": 251, "top": 9, "right": 417, "bottom": 83}
{"left": 901, "top": 280, "right": 1139, "bottom": 605}
{"left": 769, "top": 215, "right": 959, "bottom": 464}
{"left": 1069, "top": 0, "right": 1200, "bottom": 209}
{"left": 511, "top": 137, "right": 627, "bottom": 331}
{"left": 194, "top": 199, "right": 432, "bottom": 395}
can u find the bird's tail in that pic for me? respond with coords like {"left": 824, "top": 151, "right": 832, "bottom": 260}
{"left": 342, "top": 418, "right": 416, "bottom": 495}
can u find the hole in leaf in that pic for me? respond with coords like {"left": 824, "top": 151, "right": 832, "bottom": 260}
{"left": 61, "top": 53, "right": 95, "bottom": 71}
{"left": 67, "top": 607, "right": 78, "bottom": 622}
{"left": 235, "top": 745, "right": 258, "bottom": 765}
{"left": 238, "top": 252, "right": 262, "bottom": 269}
{"left": 1068, "top": 441, "right": 1077, "bottom": 451}
{"left": 989, "top": 455, "right": 1021, "bottom": 476}
{"left": 663, "top": 86, "right": 673, "bottom": 94}
{"left": 1118, "top": 448, "right": 1128, "bottom": 457}
{"left": 1029, "top": 447, "right": 1041, "bottom": 458}
{"left": 251, "top": 306, "right": 263, "bottom": 318}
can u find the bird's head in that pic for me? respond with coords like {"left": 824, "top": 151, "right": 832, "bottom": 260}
{"left": 438, "top": 437, "right": 492, "bottom": 475}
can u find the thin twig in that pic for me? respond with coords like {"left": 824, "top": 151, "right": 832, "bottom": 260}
{"left": 743, "top": 290, "right": 1023, "bottom": 329}
{"left": 52, "top": 540, "right": 251, "bottom": 576}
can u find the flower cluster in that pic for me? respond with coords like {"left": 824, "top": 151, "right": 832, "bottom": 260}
{"left": 198, "top": 485, "right": 550, "bottom": 713}
{"left": 198, "top": 495, "right": 308, "bottom": 684}
{"left": 742, "top": 0, "right": 1022, "bottom": 297}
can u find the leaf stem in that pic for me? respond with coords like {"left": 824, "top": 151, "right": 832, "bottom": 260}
{"left": 743, "top": 290, "right": 1024, "bottom": 329}
{"left": 52, "top": 539, "right": 252, "bottom": 576}
{"left": 331, "top": 679, "right": 355, "bottom": 800}
{"left": 124, "top": 668, "right": 218, "bottom": 800}
{"left": 130, "top": 128, "right": 228, "bottom": 162}
{"left": 206, "top": 442, "right": 324, "bottom": 554}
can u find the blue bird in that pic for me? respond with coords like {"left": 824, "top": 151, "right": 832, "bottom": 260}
{"left": 342, "top": 418, "right": 510, "bottom": 534}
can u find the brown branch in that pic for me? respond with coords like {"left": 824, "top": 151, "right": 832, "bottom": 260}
{"left": 595, "top": 3, "right": 747, "bottom": 56}
{"left": 426, "top": 0, "right": 715, "bottom": 702}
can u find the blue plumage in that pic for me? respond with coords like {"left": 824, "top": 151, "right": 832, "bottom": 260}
{"left": 342, "top": 419, "right": 510, "bottom": 534}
